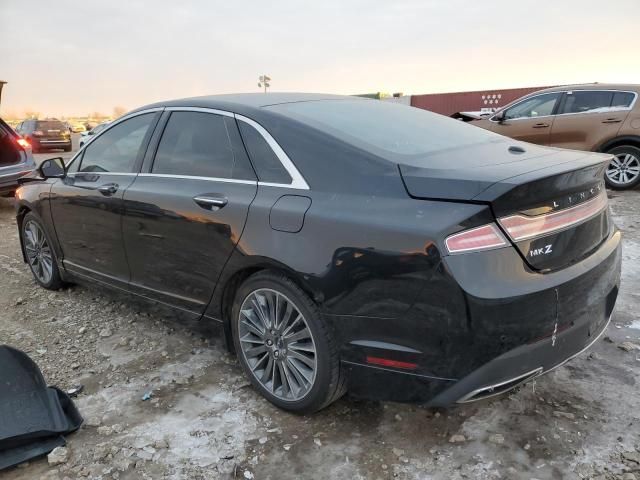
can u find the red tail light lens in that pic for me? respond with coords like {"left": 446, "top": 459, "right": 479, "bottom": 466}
{"left": 17, "top": 138, "right": 30, "bottom": 149}
{"left": 445, "top": 223, "right": 508, "bottom": 254}
{"left": 498, "top": 192, "right": 608, "bottom": 242}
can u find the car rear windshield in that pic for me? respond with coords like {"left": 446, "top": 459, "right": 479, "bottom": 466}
{"left": 36, "top": 120, "right": 66, "bottom": 130}
{"left": 266, "top": 100, "right": 503, "bottom": 163}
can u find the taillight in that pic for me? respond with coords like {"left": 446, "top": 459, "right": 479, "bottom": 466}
{"left": 498, "top": 192, "right": 608, "bottom": 242}
{"left": 445, "top": 223, "right": 508, "bottom": 254}
{"left": 33, "top": 130, "right": 44, "bottom": 136}
{"left": 17, "top": 138, "right": 30, "bottom": 149}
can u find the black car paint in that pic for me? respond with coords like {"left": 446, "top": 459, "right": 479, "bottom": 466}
{"left": 15, "top": 94, "right": 621, "bottom": 405}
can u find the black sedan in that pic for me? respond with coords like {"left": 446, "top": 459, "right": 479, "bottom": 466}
{"left": 15, "top": 94, "right": 621, "bottom": 413}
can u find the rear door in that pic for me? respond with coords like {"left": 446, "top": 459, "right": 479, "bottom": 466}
{"left": 549, "top": 90, "right": 632, "bottom": 150}
{"left": 50, "top": 111, "right": 160, "bottom": 284}
{"left": 488, "top": 92, "right": 561, "bottom": 145}
{"left": 121, "top": 108, "right": 258, "bottom": 313}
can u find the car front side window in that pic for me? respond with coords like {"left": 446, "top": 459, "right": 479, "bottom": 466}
{"left": 78, "top": 113, "right": 154, "bottom": 173}
{"left": 502, "top": 93, "right": 560, "bottom": 120}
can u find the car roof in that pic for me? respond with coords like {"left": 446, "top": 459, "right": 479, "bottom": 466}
{"left": 132, "top": 92, "right": 364, "bottom": 115}
{"left": 530, "top": 83, "right": 640, "bottom": 95}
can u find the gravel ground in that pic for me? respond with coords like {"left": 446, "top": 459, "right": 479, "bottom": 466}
{"left": 0, "top": 186, "right": 639, "bottom": 480}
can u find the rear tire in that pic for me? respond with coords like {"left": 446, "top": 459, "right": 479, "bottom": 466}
{"left": 604, "top": 145, "right": 640, "bottom": 190}
{"left": 21, "top": 213, "right": 64, "bottom": 290}
{"left": 64, "top": 145, "right": 72, "bottom": 152}
{"left": 231, "top": 271, "right": 345, "bottom": 413}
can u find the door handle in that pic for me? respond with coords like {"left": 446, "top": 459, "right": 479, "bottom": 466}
{"left": 532, "top": 123, "right": 549, "bottom": 128}
{"left": 97, "top": 183, "right": 119, "bottom": 196}
{"left": 602, "top": 118, "right": 622, "bottom": 124}
{"left": 193, "top": 195, "right": 228, "bottom": 211}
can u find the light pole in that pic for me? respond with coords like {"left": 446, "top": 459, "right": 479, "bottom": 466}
{"left": 0, "top": 81, "right": 6, "bottom": 111}
{"left": 258, "top": 75, "right": 271, "bottom": 93}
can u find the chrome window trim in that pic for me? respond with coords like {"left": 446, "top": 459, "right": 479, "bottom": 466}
{"left": 490, "top": 89, "right": 638, "bottom": 123}
{"left": 152, "top": 107, "right": 308, "bottom": 189}
{"left": 234, "top": 114, "right": 310, "bottom": 190}
{"left": 67, "top": 107, "right": 165, "bottom": 168}
{"left": 67, "top": 172, "right": 138, "bottom": 177}
{"left": 138, "top": 173, "right": 257, "bottom": 185}
{"left": 164, "top": 106, "right": 235, "bottom": 117}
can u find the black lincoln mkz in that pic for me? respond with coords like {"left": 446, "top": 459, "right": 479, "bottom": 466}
{"left": 15, "top": 94, "right": 621, "bottom": 413}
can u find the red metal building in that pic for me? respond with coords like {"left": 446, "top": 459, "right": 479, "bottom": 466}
{"left": 410, "top": 86, "right": 551, "bottom": 116}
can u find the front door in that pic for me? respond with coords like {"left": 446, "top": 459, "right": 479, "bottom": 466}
{"left": 122, "top": 110, "right": 258, "bottom": 313}
{"left": 50, "top": 112, "right": 159, "bottom": 284}
{"left": 489, "top": 92, "right": 561, "bottom": 145}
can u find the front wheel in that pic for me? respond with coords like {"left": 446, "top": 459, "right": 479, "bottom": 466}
{"left": 21, "top": 213, "right": 64, "bottom": 290}
{"left": 231, "top": 271, "right": 345, "bottom": 413}
{"left": 605, "top": 145, "right": 640, "bottom": 190}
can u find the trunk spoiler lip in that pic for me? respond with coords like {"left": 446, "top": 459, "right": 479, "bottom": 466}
{"left": 470, "top": 152, "right": 611, "bottom": 202}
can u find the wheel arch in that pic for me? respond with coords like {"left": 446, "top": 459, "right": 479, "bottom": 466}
{"left": 16, "top": 203, "right": 32, "bottom": 263}
{"left": 597, "top": 135, "right": 640, "bottom": 153}
{"left": 216, "top": 260, "right": 322, "bottom": 353}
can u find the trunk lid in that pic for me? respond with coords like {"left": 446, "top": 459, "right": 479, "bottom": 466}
{"left": 399, "top": 140, "right": 612, "bottom": 271}
{"left": 35, "top": 121, "right": 67, "bottom": 140}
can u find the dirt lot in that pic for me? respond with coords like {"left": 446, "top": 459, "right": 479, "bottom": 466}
{"left": 0, "top": 185, "right": 639, "bottom": 480}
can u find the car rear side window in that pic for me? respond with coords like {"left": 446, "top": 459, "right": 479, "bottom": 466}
{"left": 79, "top": 113, "right": 154, "bottom": 173}
{"left": 612, "top": 91, "right": 636, "bottom": 108}
{"left": 560, "top": 91, "right": 614, "bottom": 114}
{"left": 238, "top": 121, "right": 292, "bottom": 184}
{"left": 153, "top": 112, "right": 247, "bottom": 180}
{"left": 35, "top": 120, "right": 66, "bottom": 131}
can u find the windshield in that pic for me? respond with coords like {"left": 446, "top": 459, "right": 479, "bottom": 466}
{"left": 36, "top": 120, "right": 66, "bottom": 130}
{"left": 266, "top": 99, "right": 504, "bottom": 164}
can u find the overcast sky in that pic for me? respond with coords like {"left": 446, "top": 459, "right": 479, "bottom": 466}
{"left": 1, "top": 0, "right": 639, "bottom": 117}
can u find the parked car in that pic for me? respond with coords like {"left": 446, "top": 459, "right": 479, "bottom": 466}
{"left": 0, "top": 117, "right": 36, "bottom": 197}
{"left": 70, "top": 123, "right": 86, "bottom": 133}
{"left": 15, "top": 94, "right": 620, "bottom": 413}
{"left": 78, "top": 122, "right": 110, "bottom": 149}
{"left": 473, "top": 84, "right": 640, "bottom": 189}
{"left": 15, "top": 119, "right": 72, "bottom": 153}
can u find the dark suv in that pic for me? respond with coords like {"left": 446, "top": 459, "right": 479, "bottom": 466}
{"left": 0, "top": 117, "right": 36, "bottom": 196}
{"left": 16, "top": 119, "right": 72, "bottom": 153}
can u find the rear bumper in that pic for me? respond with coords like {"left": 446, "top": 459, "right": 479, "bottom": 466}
{"left": 32, "top": 139, "right": 71, "bottom": 149}
{"left": 337, "top": 228, "right": 622, "bottom": 405}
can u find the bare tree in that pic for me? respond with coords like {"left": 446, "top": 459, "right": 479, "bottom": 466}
{"left": 112, "top": 106, "right": 127, "bottom": 119}
{"left": 23, "top": 110, "right": 40, "bottom": 119}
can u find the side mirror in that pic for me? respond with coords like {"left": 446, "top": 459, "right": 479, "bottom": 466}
{"left": 38, "top": 157, "right": 66, "bottom": 179}
{"left": 494, "top": 110, "right": 506, "bottom": 123}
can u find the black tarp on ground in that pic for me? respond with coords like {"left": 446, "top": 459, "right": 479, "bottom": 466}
{"left": 0, "top": 345, "right": 83, "bottom": 470}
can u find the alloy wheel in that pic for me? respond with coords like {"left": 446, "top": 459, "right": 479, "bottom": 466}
{"left": 238, "top": 288, "right": 317, "bottom": 401}
{"left": 23, "top": 220, "right": 54, "bottom": 284}
{"left": 606, "top": 153, "right": 640, "bottom": 186}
